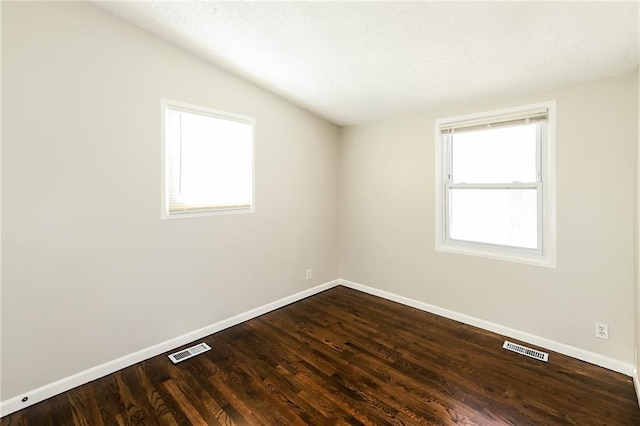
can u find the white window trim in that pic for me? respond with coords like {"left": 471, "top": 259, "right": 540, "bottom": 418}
{"left": 434, "top": 100, "right": 557, "bottom": 268}
{"left": 160, "top": 98, "right": 256, "bottom": 220}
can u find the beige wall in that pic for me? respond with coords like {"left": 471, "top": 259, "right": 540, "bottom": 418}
{"left": 1, "top": 2, "right": 339, "bottom": 399}
{"left": 636, "top": 70, "right": 640, "bottom": 385}
{"left": 339, "top": 73, "right": 638, "bottom": 363}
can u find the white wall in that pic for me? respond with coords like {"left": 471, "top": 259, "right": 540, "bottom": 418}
{"left": 339, "top": 73, "right": 638, "bottom": 364}
{"left": 1, "top": 2, "right": 338, "bottom": 400}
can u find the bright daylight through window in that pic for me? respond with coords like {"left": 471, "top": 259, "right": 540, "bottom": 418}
{"left": 162, "top": 100, "right": 254, "bottom": 218}
{"left": 435, "top": 101, "right": 556, "bottom": 267}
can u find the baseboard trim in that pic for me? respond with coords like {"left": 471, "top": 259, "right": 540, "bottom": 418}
{"left": 0, "top": 280, "right": 340, "bottom": 417}
{"left": 633, "top": 369, "right": 640, "bottom": 407}
{"left": 338, "top": 279, "right": 635, "bottom": 376}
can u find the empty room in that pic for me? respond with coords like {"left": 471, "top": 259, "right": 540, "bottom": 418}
{"left": 2, "top": 1, "right": 640, "bottom": 425}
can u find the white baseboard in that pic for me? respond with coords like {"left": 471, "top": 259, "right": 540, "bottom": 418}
{"left": 634, "top": 369, "right": 640, "bottom": 407}
{"left": 0, "top": 280, "right": 340, "bottom": 417}
{"left": 338, "top": 279, "right": 635, "bottom": 376}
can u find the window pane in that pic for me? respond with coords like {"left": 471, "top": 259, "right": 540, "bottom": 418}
{"left": 451, "top": 124, "right": 537, "bottom": 183}
{"left": 168, "top": 110, "right": 253, "bottom": 208}
{"left": 165, "top": 109, "right": 253, "bottom": 213}
{"left": 449, "top": 188, "right": 538, "bottom": 249}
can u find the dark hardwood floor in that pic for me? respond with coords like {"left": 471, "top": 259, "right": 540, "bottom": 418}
{"left": 2, "top": 286, "right": 639, "bottom": 425}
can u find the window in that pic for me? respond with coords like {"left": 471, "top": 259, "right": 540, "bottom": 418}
{"left": 435, "top": 101, "right": 556, "bottom": 267}
{"left": 161, "top": 99, "right": 255, "bottom": 219}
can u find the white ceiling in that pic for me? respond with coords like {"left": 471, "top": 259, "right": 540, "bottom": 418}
{"left": 96, "top": 1, "right": 639, "bottom": 126}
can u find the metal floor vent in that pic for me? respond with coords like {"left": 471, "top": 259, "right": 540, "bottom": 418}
{"left": 503, "top": 341, "right": 549, "bottom": 362}
{"left": 168, "top": 343, "right": 211, "bottom": 364}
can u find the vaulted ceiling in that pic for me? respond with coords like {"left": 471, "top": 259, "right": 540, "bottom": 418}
{"left": 96, "top": 1, "right": 639, "bottom": 126}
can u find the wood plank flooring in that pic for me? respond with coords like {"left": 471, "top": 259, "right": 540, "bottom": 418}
{"left": 2, "top": 286, "right": 639, "bottom": 425}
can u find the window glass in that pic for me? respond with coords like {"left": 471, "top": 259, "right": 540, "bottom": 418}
{"left": 162, "top": 100, "right": 254, "bottom": 218}
{"left": 451, "top": 124, "right": 537, "bottom": 184}
{"left": 169, "top": 110, "right": 252, "bottom": 207}
{"left": 449, "top": 188, "right": 538, "bottom": 249}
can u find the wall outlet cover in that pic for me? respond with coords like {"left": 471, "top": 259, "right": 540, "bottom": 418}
{"left": 595, "top": 322, "right": 609, "bottom": 340}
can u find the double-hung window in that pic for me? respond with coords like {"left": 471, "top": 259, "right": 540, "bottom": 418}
{"left": 161, "top": 99, "right": 255, "bottom": 219}
{"left": 435, "top": 101, "right": 556, "bottom": 267}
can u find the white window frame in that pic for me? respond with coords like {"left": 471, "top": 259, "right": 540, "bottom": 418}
{"left": 161, "top": 98, "right": 255, "bottom": 219}
{"left": 435, "top": 100, "right": 556, "bottom": 268}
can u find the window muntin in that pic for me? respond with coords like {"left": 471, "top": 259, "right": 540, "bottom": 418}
{"left": 436, "top": 101, "right": 556, "bottom": 267}
{"left": 162, "top": 100, "right": 255, "bottom": 218}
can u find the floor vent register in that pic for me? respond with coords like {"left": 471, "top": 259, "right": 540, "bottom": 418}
{"left": 503, "top": 341, "right": 549, "bottom": 362}
{"left": 168, "top": 343, "right": 211, "bottom": 364}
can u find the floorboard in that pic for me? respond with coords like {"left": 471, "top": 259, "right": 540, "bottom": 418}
{"left": 2, "top": 286, "right": 639, "bottom": 425}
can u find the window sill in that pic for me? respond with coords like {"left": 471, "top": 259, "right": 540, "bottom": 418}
{"left": 161, "top": 206, "right": 254, "bottom": 220}
{"left": 436, "top": 241, "right": 556, "bottom": 269}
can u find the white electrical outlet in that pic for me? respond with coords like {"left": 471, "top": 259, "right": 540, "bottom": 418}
{"left": 595, "top": 322, "right": 609, "bottom": 340}
{"left": 306, "top": 269, "right": 312, "bottom": 280}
